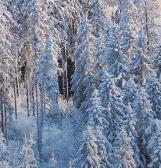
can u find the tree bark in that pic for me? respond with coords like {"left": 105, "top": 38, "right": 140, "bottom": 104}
{"left": 13, "top": 81, "right": 18, "bottom": 119}
{"left": 26, "top": 80, "right": 30, "bottom": 117}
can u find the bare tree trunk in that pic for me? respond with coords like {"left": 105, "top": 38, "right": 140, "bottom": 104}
{"left": 63, "top": 70, "right": 65, "bottom": 100}
{"left": 1, "top": 104, "right": 4, "bottom": 133}
{"left": 13, "top": 81, "right": 18, "bottom": 119}
{"left": 36, "top": 82, "right": 39, "bottom": 117}
{"left": 64, "top": 42, "right": 69, "bottom": 102}
{"left": 26, "top": 80, "right": 30, "bottom": 117}
{"left": 144, "top": 0, "right": 150, "bottom": 53}
{"left": 43, "top": 83, "right": 46, "bottom": 113}
{"left": 32, "top": 85, "right": 35, "bottom": 116}
{"left": 37, "top": 83, "right": 44, "bottom": 167}
{"left": 15, "top": 68, "right": 19, "bottom": 97}
{"left": 65, "top": 63, "right": 69, "bottom": 103}
{"left": 4, "top": 104, "right": 8, "bottom": 142}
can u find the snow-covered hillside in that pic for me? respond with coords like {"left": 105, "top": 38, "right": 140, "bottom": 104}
{"left": 1, "top": 0, "right": 161, "bottom": 168}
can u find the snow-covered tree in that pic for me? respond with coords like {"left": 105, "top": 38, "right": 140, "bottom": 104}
{"left": 36, "top": 37, "right": 59, "bottom": 165}
{"left": 145, "top": 119, "right": 161, "bottom": 168}
{"left": 138, "top": 0, "right": 161, "bottom": 52}
{"left": 134, "top": 0, "right": 161, "bottom": 82}
{"left": 108, "top": 129, "right": 136, "bottom": 168}
{"left": 37, "top": 37, "right": 59, "bottom": 114}
{"left": 48, "top": 152, "right": 58, "bottom": 168}
{"left": 0, "top": 0, "right": 161, "bottom": 167}
{"left": 73, "top": 125, "right": 103, "bottom": 168}
{"left": 72, "top": 15, "right": 97, "bottom": 109}
{"left": 0, "top": 131, "right": 10, "bottom": 167}
{"left": 73, "top": 89, "right": 109, "bottom": 167}
{"left": 154, "top": 45, "right": 161, "bottom": 81}
{"left": 146, "top": 76, "right": 161, "bottom": 119}
{"left": 21, "top": 135, "right": 38, "bottom": 168}
{"left": 0, "top": 0, "right": 15, "bottom": 135}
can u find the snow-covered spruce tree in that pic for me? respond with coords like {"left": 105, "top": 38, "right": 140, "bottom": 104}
{"left": 73, "top": 89, "right": 109, "bottom": 167}
{"left": 153, "top": 45, "right": 161, "bottom": 81}
{"left": 129, "top": 32, "right": 156, "bottom": 167}
{"left": 143, "top": 91, "right": 161, "bottom": 165}
{"left": 103, "top": 80, "right": 139, "bottom": 167}
{"left": 126, "top": 103, "right": 144, "bottom": 168}
{"left": 78, "top": 8, "right": 109, "bottom": 111}
{"left": 0, "top": 131, "right": 10, "bottom": 167}
{"left": 135, "top": 0, "right": 161, "bottom": 82}
{"left": 36, "top": 37, "right": 59, "bottom": 165}
{"left": 145, "top": 44, "right": 161, "bottom": 120}
{"left": 37, "top": 37, "right": 59, "bottom": 114}
{"left": 89, "top": 0, "right": 109, "bottom": 36}
{"left": 72, "top": 15, "right": 97, "bottom": 109}
{"left": 123, "top": 82, "right": 145, "bottom": 167}
{"left": 139, "top": 87, "right": 157, "bottom": 166}
{"left": 117, "top": 0, "right": 140, "bottom": 73}
{"left": 118, "top": 0, "right": 137, "bottom": 44}
{"left": 103, "top": 25, "right": 127, "bottom": 80}
{"left": 21, "top": 135, "right": 38, "bottom": 168}
{"left": 96, "top": 25, "right": 123, "bottom": 113}
{"left": 129, "top": 31, "right": 157, "bottom": 166}
{"left": 130, "top": 39, "right": 161, "bottom": 165}
{"left": 108, "top": 129, "right": 136, "bottom": 168}
{"left": 82, "top": 89, "right": 108, "bottom": 127}
{"left": 130, "top": 34, "right": 145, "bottom": 86}
{"left": 138, "top": 0, "right": 161, "bottom": 53}
{"left": 73, "top": 125, "right": 106, "bottom": 168}
{"left": 10, "top": 142, "right": 22, "bottom": 168}
{"left": 95, "top": 18, "right": 139, "bottom": 164}
{"left": 98, "top": 77, "right": 111, "bottom": 109}
{"left": 146, "top": 76, "right": 161, "bottom": 119}
{"left": 145, "top": 119, "right": 161, "bottom": 168}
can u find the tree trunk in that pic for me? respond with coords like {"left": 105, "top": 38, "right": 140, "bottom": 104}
{"left": 36, "top": 82, "right": 39, "bottom": 117}
{"left": 32, "top": 85, "right": 35, "bottom": 116}
{"left": 26, "top": 80, "right": 30, "bottom": 117}
{"left": 4, "top": 104, "right": 8, "bottom": 142}
{"left": 1, "top": 104, "right": 4, "bottom": 133}
{"left": 15, "top": 67, "right": 19, "bottom": 96}
{"left": 37, "top": 83, "right": 44, "bottom": 166}
{"left": 13, "top": 81, "right": 18, "bottom": 119}
{"left": 144, "top": 0, "right": 150, "bottom": 53}
{"left": 64, "top": 42, "right": 69, "bottom": 102}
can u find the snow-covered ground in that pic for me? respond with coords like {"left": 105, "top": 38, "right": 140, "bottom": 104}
{"left": 9, "top": 93, "right": 80, "bottom": 168}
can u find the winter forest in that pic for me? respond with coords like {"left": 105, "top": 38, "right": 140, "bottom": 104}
{"left": 0, "top": 0, "right": 161, "bottom": 167}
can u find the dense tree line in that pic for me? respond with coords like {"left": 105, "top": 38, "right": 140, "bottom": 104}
{"left": 0, "top": 0, "right": 161, "bottom": 167}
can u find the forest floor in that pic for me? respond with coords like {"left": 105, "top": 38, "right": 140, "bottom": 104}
{"left": 10, "top": 94, "right": 81, "bottom": 168}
